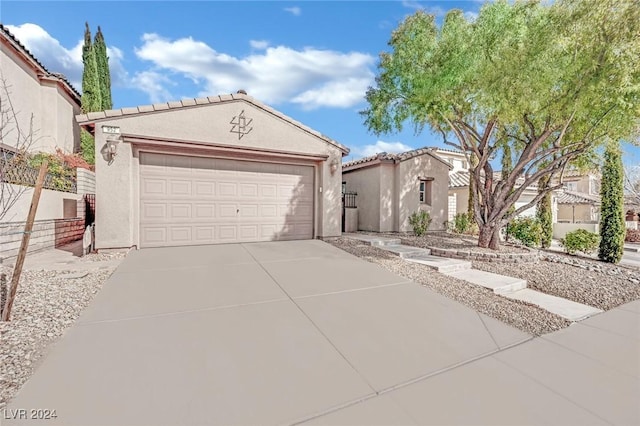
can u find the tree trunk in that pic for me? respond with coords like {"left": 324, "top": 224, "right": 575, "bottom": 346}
{"left": 478, "top": 223, "right": 501, "bottom": 249}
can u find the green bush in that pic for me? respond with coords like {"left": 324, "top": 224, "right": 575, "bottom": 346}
{"left": 505, "top": 217, "right": 542, "bottom": 247}
{"left": 409, "top": 210, "right": 432, "bottom": 237}
{"left": 561, "top": 229, "right": 600, "bottom": 254}
{"left": 626, "top": 229, "right": 640, "bottom": 242}
{"left": 452, "top": 212, "right": 471, "bottom": 234}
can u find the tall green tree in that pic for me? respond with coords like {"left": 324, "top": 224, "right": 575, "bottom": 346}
{"left": 362, "top": 0, "right": 640, "bottom": 249}
{"left": 94, "top": 26, "right": 112, "bottom": 111}
{"left": 80, "top": 23, "right": 113, "bottom": 164}
{"left": 81, "top": 22, "right": 101, "bottom": 114}
{"left": 599, "top": 142, "right": 625, "bottom": 263}
{"left": 536, "top": 175, "right": 552, "bottom": 249}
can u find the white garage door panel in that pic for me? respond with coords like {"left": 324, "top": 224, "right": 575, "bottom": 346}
{"left": 140, "top": 153, "right": 314, "bottom": 247}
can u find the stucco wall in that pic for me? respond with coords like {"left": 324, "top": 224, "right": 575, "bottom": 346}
{"left": 1, "top": 183, "right": 81, "bottom": 223}
{"left": 397, "top": 155, "right": 449, "bottom": 231}
{"left": 557, "top": 204, "right": 597, "bottom": 223}
{"left": 450, "top": 187, "right": 469, "bottom": 218}
{"left": 0, "top": 43, "right": 80, "bottom": 154}
{"left": 91, "top": 100, "right": 344, "bottom": 249}
{"left": 553, "top": 222, "right": 599, "bottom": 239}
{"left": 342, "top": 166, "right": 381, "bottom": 232}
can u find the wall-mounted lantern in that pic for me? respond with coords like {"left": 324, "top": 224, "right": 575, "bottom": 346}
{"left": 101, "top": 134, "right": 121, "bottom": 165}
{"left": 329, "top": 157, "right": 340, "bottom": 175}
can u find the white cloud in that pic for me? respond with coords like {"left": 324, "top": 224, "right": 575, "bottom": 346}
{"left": 284, "top": 6, "right": 301, "bottom": 16}
{"left": 5, "top": 23, "right": 127, "bottom": 92}
{"left": 351, "top": 141, "right": 414, "bottom": 158}
{"left": 131, "top": 71, "right": 174, "bottom": 104}
{"left": 6, "top": 23, "right": 83, "bottom": 88}
{"left": 249, "top": 40, "right": 269, "bottom": 50}
{"left": 134, "top": 33, "right": 375, "bottom": 109}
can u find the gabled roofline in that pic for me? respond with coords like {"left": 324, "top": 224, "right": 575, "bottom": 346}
{"left": 342, "top": 147, "right": 453, "bottom": 172}
{"left": 0, "top": 23, "right": 81, "bottom": 104}
{"left": 76, "top": 92, "right": 349, "bottom": 155}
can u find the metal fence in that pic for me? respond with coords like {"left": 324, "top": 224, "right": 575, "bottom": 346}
{"left": 342, "top": 191, "right": 357, "bottom": 208}
{"left": 0, "top": 159, "right": 77, "bottom": 193}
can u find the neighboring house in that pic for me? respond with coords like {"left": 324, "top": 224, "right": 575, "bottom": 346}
{"left": 341, "top": 148, "right": 451, "bottom": 233}
{"left": 552, "top": 169, "right": 601, "bottom": 223}
{"left": 76, "top": 92, "right": 348, "bottom": 249}
{"left": 0, "top": 24, "right": 81, "bottom": 155}
{"left": 555, "top": 191, "right": 600, "bottom": 223}
{"left": 0, "top": 25, "right": 90, "bottom": 261}
{"left": 432, "top": 148, "right": 538, "bottom": 221}
{"left": 448, "top": 170, "right": 539, "bottom": 221}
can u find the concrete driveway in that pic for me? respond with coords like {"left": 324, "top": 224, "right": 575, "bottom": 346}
{"left": 5, "top": 240, "right": 639, "bottom": 425}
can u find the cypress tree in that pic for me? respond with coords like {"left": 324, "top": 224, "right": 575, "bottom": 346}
{"left": 80, "top": 23, "right": 99, "bottom": 164}
{"left": 81, "top": 22, "right": 101, "bottom": 113}
{"left": 536, "top": 175, "right": 552, "bottom": 248}
{"left": 598, "top": 142, "right": 625, "bottom": 263}
{"left": 94, "top": 26, "right": 112, "bottom": 110}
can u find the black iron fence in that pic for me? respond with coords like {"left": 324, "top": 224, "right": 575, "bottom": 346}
{"left": 0, "top": 159, "right": 77, "bottom": 193}
{"left": 342, "top": 191, "right": 357, "bottom": 208}
{"left": 84, "top": 193, "right": 96, "bottom": 226}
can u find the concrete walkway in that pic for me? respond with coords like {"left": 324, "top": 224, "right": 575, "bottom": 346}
{"left": 345, "top": 234, "right": 603, "bottom": 321}
{"left": 3, "top": 240, "right": 638, "bottom": 425}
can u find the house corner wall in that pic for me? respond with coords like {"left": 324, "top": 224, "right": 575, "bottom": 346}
{"left": 94, "top": 127, "right": 136, "bottom": 250}
{"left": 342, "top": 166, "right": 381, "bottom": 232}
{"left": 398, "top": 156, "right": 449, "bottom": 232}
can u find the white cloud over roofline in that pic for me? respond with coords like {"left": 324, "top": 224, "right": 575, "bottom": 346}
{"left": 5, "top": 23, "right": 128, "bottom": 92}
{"left": 134, "top": 33, "right": 375, "bottom": 109}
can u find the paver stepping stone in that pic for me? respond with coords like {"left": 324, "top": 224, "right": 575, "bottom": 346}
{"left": 504, "top": 288, "right": 603, "bottom": 321}
{"left": 445, "top": 269, "right": 526, "bottom": 294}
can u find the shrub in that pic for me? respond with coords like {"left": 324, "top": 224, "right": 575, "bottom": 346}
{"left": 505, "top": 217, "right": 541, "bottom": 247}
{"left": 561, "top": 229, "right": 600, "bottom": 255}
{"left": 452, "top": 212, "right": 471, "bottom": 234}
{"left": 626, "top": 229, "right": 640, "bottom": 242}
{"left": 409, "top": 210, "right": 432, "bottom": 236}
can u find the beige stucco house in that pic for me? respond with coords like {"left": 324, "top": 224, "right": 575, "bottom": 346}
{"left": 76, "top": 92, "right": 348, "bottom": 249}
{"left": 341, "top": 148, "right": 451, "bottom": 232}
{"left": 553, "top": 169, "right": 601, "bottom": 223}
{"left": 0, "top": 24, "right": 81, "bottom": 155}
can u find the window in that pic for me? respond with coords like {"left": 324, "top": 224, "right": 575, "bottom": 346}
{"left": 564, "top": 181, "right": 577, "bottom": 192}
{"left": 342, "top": 181, "right": 347, "bottom": 194}
{"left": 419, "top": 179, "right": 433, "bottom": 205}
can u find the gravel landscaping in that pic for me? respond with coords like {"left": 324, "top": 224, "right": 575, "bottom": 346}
{"left": 0, "top": 250, "right": 126, "bottom": 409}
{"left": 327, "top": 237, "right": 571, "bottom": 336}
{"left": 473, "top": 252, "right": 640, "bottom": 311}
{"left": 379, "top": 231, "right": 531, "bottom": 254}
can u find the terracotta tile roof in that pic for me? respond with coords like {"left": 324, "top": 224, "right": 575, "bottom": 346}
{"left": 556, "top": 190, "right": 600, "bottom": 205}
{"left": 342, "top": 147, "right": 453, "bottom": 170}
{"left": 0, "top": 24, "right": 81, "bottom": 102}
{"left": 75, "top": 92, "right": 349, "bottom": 154}
{"left": 449, "top": 170, "right": 539, "bottom": 191}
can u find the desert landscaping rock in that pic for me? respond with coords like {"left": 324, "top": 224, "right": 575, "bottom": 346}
{"left": 0, "top": 250, "right": 125, "bottom": 409}
{"left": 473, "top": 252, "right": 640, "bottom": 311}
{"left": 327, "top": 238, "right": 571, "bottom": 336}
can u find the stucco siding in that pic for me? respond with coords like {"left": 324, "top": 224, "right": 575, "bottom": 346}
{"left": 342, "top": 166, "right": 381, "bottom": 232}
{"left": 91, "top": 100, "right": 343, "bottom": 249}
{"left": 96, "top": 102, "right": 332, "bottom": 156}
{"left": 0, "top": 43, "right": 80, "bottom": 154}
{"left": 557, "top": 204, "right": 597, "bottom": 223}
{"left": 398, "top": 156, "right": 449, "bottom": 231}
{"left": 379, "top": 164, "right": 395, "bottom": 232}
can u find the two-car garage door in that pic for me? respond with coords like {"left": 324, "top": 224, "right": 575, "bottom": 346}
{"left": 139, "top": 152, "right": 314, "bottom": 248}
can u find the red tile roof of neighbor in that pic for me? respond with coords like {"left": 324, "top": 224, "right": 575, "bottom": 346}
{"left": 0, "top": 24, "right": 81, "bottom": 102}
{"left": 342, "top": 147, "right": 453, "bottom": 170}
{"left": 75, "top": 91, "right": 349, "bottom": 154}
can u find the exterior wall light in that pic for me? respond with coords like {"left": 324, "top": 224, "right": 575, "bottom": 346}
{"left": 101, "top": 134, "right": 121, "bottom": 165}
{"left": 330, "top": 157, "right": 339, "bottom": 175}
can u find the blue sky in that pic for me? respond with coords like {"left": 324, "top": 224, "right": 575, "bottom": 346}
{"left": 2, "top": 0, "right": 639, "bottom": 166}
